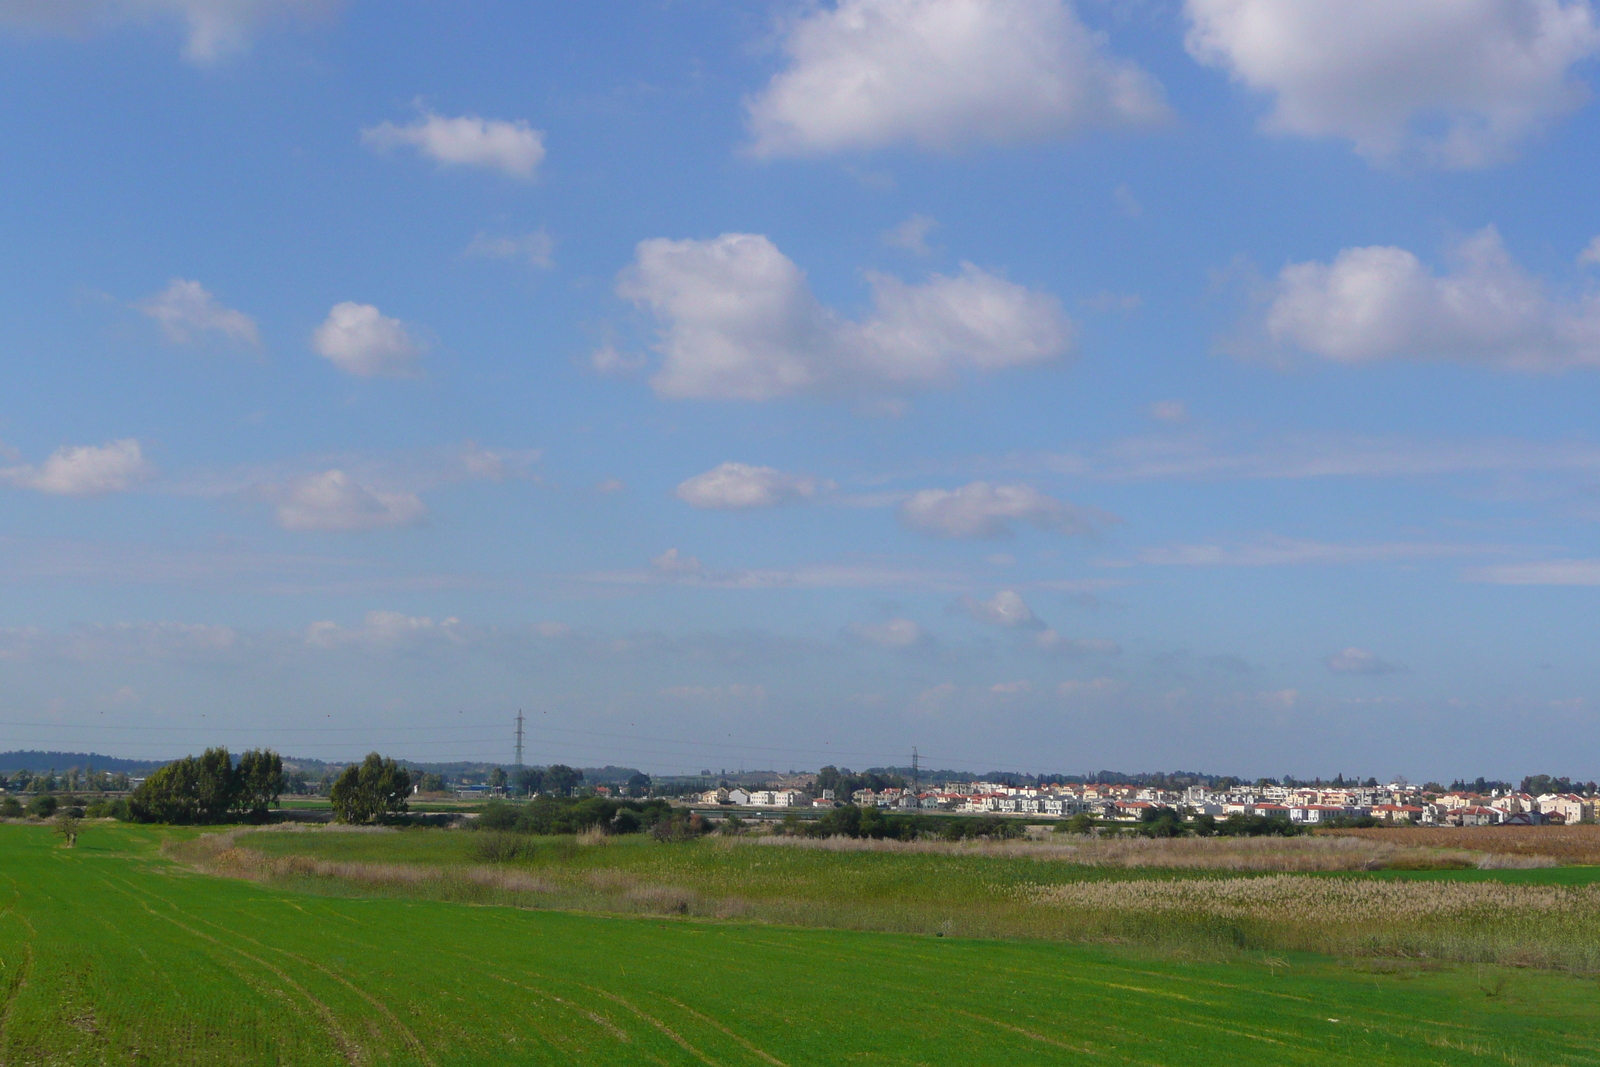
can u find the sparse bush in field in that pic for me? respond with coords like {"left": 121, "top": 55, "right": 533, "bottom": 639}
{"left": 472, "top": 832, "right": 534, "bottom": 862}
{"left": 652, "top": 811, "right": 708, "bottom": 842}
{"left": 718, "top": 814, "right": 745, "bottom": 835}
{"left": 53, "top": 812, "right": 82, "bottom": 848}
{"left": 0, "top": 796, "right": 22, "bottom": 818}
{"left": 1057, "top": 813, "right": 1096, "bottom": 835}
{"left": 26, "top": 794, "right": 57, "bottom": 818}
{"left": 1216, "top": 814, "right": 1304, "bottom": 837}
{"left": 84, "top": 798, "right": 131, "bottom": 820}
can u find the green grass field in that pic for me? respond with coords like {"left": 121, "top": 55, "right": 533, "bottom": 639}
{"left": 5, "top": 822, "right": 1600, "bottom": 1065}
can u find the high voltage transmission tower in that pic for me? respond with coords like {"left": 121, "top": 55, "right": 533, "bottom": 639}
{"left": 911, "top": 746, "right": 920, "bottom": 798}
{"left": 514, "top": 710, "right": 525, "bottom": 770}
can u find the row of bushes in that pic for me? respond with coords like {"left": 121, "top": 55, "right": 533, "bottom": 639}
{"left": 475, "top": 796, "right": 687, "bottom": 837}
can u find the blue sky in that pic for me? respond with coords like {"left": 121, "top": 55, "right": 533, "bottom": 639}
{"left": 4, "top": 0, "right": 1600, "bottom": 780}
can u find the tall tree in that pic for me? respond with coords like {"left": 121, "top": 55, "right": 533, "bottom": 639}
{"left": 236, "top": 749, "right": 285, "bottom": 817}
{"left": 330, "top": 753, "right": 412, "bottom": 824}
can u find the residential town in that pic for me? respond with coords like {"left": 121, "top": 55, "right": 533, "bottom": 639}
{"left": 697, "top": 781, "right": 1600, "bottom": 826}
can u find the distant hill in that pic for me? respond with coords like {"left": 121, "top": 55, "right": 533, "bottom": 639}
{"left": 0, "top": 751, "right": 169, "bottom": 774}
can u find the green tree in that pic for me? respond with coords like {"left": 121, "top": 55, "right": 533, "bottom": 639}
{"left": 0, "top": 796, "right": 22, "bottom": 818}
{"left": 488, "top": 767, "right": 508, "bottom": 790}
{"left": 194, "top": 747, "right": 242, "bottom": 821}
{"left": 330, "top": 753, "right": 412, "bottom": 824}
{"left": 27, "top": 794, "right": 58, "bottom": 818}
{"left": 53, "top": 812, "right": 82, "bottom": 848}
{"left": 236, "top": 749, "right": 284, "bottom": 817}
{"left": 542, "top": 764, "right": 583, "bottom": 796}
{"left": 626, "top": 772, "right": 651, "bottom": 798}
{"left": 417, "top": 772, "right": 446, "bottom": 793}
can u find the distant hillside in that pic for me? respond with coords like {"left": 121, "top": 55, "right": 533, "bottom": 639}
{"left": 0, "top": 751, "right": 169, "bottom": 774}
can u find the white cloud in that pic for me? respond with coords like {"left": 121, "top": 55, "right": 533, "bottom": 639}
{"left": 138, "top": 279, "right": 259, "bottom": 346}
{"left": 746, "top": 0, "right": 1168, "bottom": 156}
{"left": 1034, "top": 629, "right": 1120, "bottom": 656}
{"left": 1043, "top": 430, "right": 1600, "bottom": 482}
{"left": 534, "top": 621, "right": 572, "bottom": 639}
{"left": 1260, "top": 228, "right": 1600, "bottom": 369}
{"left": 1324, "top": 647, "right": 1407, "bottom": 675}
{"left": 1580, "top": 235, "right": 1600, "bottom": 265}
{"left": 1, "top": 439, "right": 153, "bottom": 495}
{"left": 991, "top": 680, "right": 1031, "bottom": 694}
{"left": 962, "top": 589, "right": 1044, "bottom": 628}
{"left": 362, "top": 110, "right": 545, "bottom": 178}
{"left": 465, "top": 228, "right": 556, "bottom": 269}
{"left": 650, "top": 548, "right": 704, "bottom": 576}
{"left": 900, "top": 481, "right": 1107, "bottom": 538}
{"left": 1057, "top": 676, "right": 1124, "bottom": 698}
{"left": 619, "top": 234, "right": 1072, "bottom": 401}
{"left": 305, "top": 610, "right": 461, "bottom": 650}
{"left": 675, "top": 462, "right": 831, "bottom": 510}
{"left": 850, "top": 617, "right": 928, "bottom": 648}
{"left": 882, "top": 214, "right": 939, "bottom": 255}
{"left": 1184, "top": 0, "right": 1600, "bottom": 167}
{"left": 312, "top": 302, "right": 424, "bottom": 378}
{"left": 1466, "top": 558, "right": 1600, "bottom": 584}
{"left": 0, "top": 0, "right": 341, "bottom": 64}
{"left": 1138, "top": 537, "right": 1498, "bottom": 567}
{"left": 274, "top": 470, "right": 425, "bottom": 532}
{"left": 598, "top": 551, "right": 964, "bottom": 591}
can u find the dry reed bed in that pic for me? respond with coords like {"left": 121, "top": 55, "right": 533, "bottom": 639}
{"left": 742, "top": 832, "right": 1511, "bottom": 871}
{"left": 1323, "top": 825, "right": 1600, "bottom": 864}
{"left": 1018, "top": 875, "right": 1600, "bottom": 918}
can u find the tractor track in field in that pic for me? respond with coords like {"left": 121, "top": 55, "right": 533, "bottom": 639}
{"left": 0, "top": 876, "right": 32, "bottom": 1067}
{"left": 96, "top": 873, "right": 367, "bottom": 1066}
{"left": 661, "top": 996, "right": 790, "bottom": 1067}
{"left": 489, "top": 973, "right": 633, "bottom": 1045}
{"left": 106, "top": 872, "right": 437, "bottom": 1067}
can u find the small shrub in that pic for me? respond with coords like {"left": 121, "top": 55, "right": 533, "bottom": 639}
{"left": 27, "top": 795, "right": 58, "bottom": 818}
{"left": 84, "top": 798, "right": 131, "bottom": 820}
{"left": 0, "top": 796, "right": 22, "bottom": 818}
{"left": 472, "top": 832, "right": 533, "bottom": 862}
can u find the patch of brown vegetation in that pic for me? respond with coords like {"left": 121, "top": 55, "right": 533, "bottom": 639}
{"left": 1321, "top": 825, "right": 1600, "bottom": 864}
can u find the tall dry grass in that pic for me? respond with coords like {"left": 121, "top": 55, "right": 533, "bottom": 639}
{"left": 744, "top": 833, "right": 1488, "bottom": 871}
{"left": 1323, "top": 825, "right": 1600, "bottom": 864}
{"left": 175, "top": 827, "right": 1600, "bottom": 972}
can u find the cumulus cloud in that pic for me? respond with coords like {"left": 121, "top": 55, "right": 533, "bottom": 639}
{"left": 362, "top": 110, "right": 545, "bottom": 178}
{"left": 273, "top": 470, "right": 426, "bottom": 531}
{"left": 675, "top": 462, "right": 831, "bottom": 510}
{"left": 1259, "top": 228, "right": 1600, "bottom": 369}
{"left": 899, "top": 481, "right": 1108, "bottom": 538}
{"left": 138, "top": 279, "right": 259, "bottom": 347}
{"left": 1, "top": 439, "right": 153, "bottom": 495}
{"left": 617, "top": 233, "right": 1073, "bottom": 400}
{"left": 850, "top": 617, "right": 929, "bottom": 648}
{"left": 746, "top": 0, "right": 1167, "bottom": 156}
{"left": 312, "top": 302, "right": 424, "bottom": 378}
{"left": 465, "top": 228, "right": 556, "bottom": 269}
{"left": 962, "top": 589, "right": 1044, "bottom": 628}
{"left": 1184, "top": 0, "right": 1600, "bottom": 167}
{"left": 1324, "top": 647, "right": 1407, "bottom": 675}
{"left": 0, "top": 0, "right": 341, "bottom": 64}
